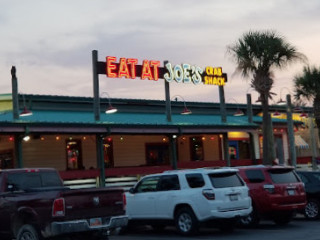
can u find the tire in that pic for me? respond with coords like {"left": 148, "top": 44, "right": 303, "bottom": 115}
{"left": 151, "top": 224, "right": 166, "bottom": 232}
{"left": 174, "top": 207, "right": 199, "bottom": 236}
{"left": 219, "top": 219, "right": 236, "bottom": 232}
{"left": 273, "top": 212, "right": 293, "bottom": 226}
{"left": 17, "top": 224, "right": 41, "bottom": 240}
{"left": 239, "top": 207, "right": 260, "bottom": 227}
{"left": 305, "top": 199, "right": 320, "bottom": 219}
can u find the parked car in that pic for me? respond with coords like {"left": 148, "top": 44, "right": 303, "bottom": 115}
{"left": 0, "top": 168, "right": 128, "bottom": 240}
{"left": 237, "top": 165, "right": 306, "bottom": 226}
{"left": 296, "top": 170, "right": 320, "bottom": 219}
{"left": 125, "top": 168, "right": 252, "bottom": 236}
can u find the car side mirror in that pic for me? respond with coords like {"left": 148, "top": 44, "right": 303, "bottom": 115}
{"left": 129, "top": 188, "right": 135, "bottom": 194}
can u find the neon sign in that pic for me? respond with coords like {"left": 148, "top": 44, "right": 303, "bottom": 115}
{"left": 163, "top": 62, "right": 203, "bottom": 85}
{"left": 163, "top": 63, "right": 226, "bottom": 86}
{"left": 99, "top": 56, "right": 227, "bottom": 86}
{"left": 203, "top": 67, "right": 226, "bottom": 86}
{"left": 106, "top": 56, "right": 160, "bottom": 81}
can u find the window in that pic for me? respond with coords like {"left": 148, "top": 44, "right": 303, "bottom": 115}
{"left": 145, "top": 143, "right": 169, "bottom": 166}
{"left": 158, "top": 175, "right": 180, "bottom": 191}
{"left": 135, "top": 176, "right": 160, "bottom": 193}
{"left": 269, "top": 169, "right": 299, "bottom": 183}
{"left": 186, "top": 173, "right": 205, "bottom": 188}
{"left": 311, "top": 173, "right": 320, "bottom": 182}
{"left": 42, "top": 172, "right": 63, "bottom": 187}
{"left": 245, "top": 170, "right": 265, "bottom": 183}
{"left": 190, "top": 137, "right": 204, "bottom": 161}
{"left": 6, "top": 172, "right": 62, "bottom": 191}
{"left": 0, "top": 150, "right": 14, "bottom": 169}
{"left": 209, "top": 172, "right": 244, "bottom": 188}
{"left": 297, "top": 173, "right": 309, "bottom": 184}
{"left": 66, "top": 139, "right": 83, "bottom": 170}
{"left": 103, "top": 137, "right": 114, "bottom": 167}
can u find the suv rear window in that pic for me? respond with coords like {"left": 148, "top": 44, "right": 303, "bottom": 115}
{"left": 245, "top": 169, "right": 265, "bottom": 183}
{"left": 268, "top": 169, "right": 300, "bottom": 183}
{"left": 209, "top": 172, "right": 244, "bottom": 188}
{"left": 186, "top": 173, "right": 205, "bottom": 188}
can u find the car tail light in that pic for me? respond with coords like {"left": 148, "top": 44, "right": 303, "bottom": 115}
{"left": 122, "top": 193, "right": 127, "bottom": 211}
{"left": 52, "top": 198, "right": 65, "bottom": 217}
{"left": 202, "top": 189, "right": 215, "bottom": 200}
{"left": 263, "top": 184, "right": 275, "bottom": 194}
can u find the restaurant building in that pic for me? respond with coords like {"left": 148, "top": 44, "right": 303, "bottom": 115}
{"left": 0, "top": 51, "right": 316, "bottom": 186}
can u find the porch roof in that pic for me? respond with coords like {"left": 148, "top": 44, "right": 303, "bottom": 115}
{"left": 0, "top": 109, "right": 262, "bottom": 126}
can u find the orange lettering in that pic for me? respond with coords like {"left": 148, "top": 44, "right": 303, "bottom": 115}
{"left": 141, "top": 60, "right": 153, "bottom": 80}
{"left": 127, "top": 58, "right": 138, "bottom": 79}
{"left": 150, "top": 60, "right": 160, "bottom": 81}
{"left": 118, "top": 58, "right": 130, "bottom": 78}
{"left": 106, "top": 56, "right": 117, "bottom": 78}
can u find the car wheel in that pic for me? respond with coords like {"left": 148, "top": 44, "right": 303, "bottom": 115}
{"left": 305, "top": 199, "right": 320, "bottom": 219}
{"left": 17, "top": 224, "right": 41, "bottom": 240}
{"left": 175, "top": 207, "right": 199, "bottom": 236}
{"left": 239, "top": 207, "right": 260, "bottom": 227}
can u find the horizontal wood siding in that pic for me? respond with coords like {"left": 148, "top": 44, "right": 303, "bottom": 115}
{"left": 23, "top": 135, "right": 66, "bottom": 170}
{"left": 81, "top": 136, "right": 97, "bottom": 169}
{"left": 113, "top": 135, "right": 168, "bottom": 167}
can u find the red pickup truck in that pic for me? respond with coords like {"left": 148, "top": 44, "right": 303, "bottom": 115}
{"left": 0, "top": 168, "right": 128, "bottom": 240}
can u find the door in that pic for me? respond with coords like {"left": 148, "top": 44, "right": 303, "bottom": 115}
{"left": 126, "top": 176, "right": 160, "bottom": 219}
{"left": 155, "top": 175, "right": 180, "bottom": 218}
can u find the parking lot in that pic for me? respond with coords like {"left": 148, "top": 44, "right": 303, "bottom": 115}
{"left": 110, "top": 217, "right": 320, "bottom": 240}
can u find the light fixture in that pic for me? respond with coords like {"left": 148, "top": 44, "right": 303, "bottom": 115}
{"left": 171, "top": 95, "right": 192, "bottom": 115}
{"left": 255, "top": 96, "right": 262, "bottom": 103}
{"left": 299, "top": 112, "right": 308, "bottom": 118}
{"left": 233, "top": 108, "right": 245, "bottom": 117}
{"left": 227, "top": 98, "right": 244, "bottom": 116}
{"left": 272, "top": 110, "right": 281, "bottom": 117}
{"left": 276, "top": 87, "right": 291, "bottom": 105}
{"left": 19, "top": 94, "right": 33, "bottom": 117}
{"left": 23, "top": 135, "right": 30, "bottom": 141}
{"left": 276, "top": 98, "right": 286, "bottom": 105}
{"left": 101, "top": 92, "right": 118, "bottom": 114}
{"left": 293, "top": 106, "right": 303, "bottom": 112}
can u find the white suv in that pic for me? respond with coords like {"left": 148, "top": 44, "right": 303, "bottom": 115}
{"left": 125, "top": 168, "right": 252, "bottom": 235}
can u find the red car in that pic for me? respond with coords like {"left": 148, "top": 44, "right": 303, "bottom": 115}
{"left": 237, "top": 165, "right": 306, "bottom": 226}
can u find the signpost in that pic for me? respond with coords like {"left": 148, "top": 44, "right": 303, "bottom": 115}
{"left": 92, "top": 50, "right": 230, "bottom": 182}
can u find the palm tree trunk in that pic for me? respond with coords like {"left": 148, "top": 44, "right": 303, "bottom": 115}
{"left": 314, "top": 96, "right": 320, "bottom": 142}
{"left": 262, "top": 94, "right": 276, "bottom": 165}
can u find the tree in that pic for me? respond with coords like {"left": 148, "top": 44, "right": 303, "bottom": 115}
{"left": 227, "top": 30, "right": 306, "bottom": 165}
{"left": 294, "top": 66, "right": 320, "bottom": 138}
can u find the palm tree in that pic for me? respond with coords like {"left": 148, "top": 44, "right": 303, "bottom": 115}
{"left": 294, "top": 66, "right": 320, "bottom": 138}
{"left": 227, "top": 30, "right": 306, "bottom": 165}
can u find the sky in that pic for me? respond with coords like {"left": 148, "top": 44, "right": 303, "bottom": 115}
{"left": 1, "top": 0, "right": 320, "bottom": 104}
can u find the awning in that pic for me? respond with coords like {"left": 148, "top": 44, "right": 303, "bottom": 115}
{"left": 295, "top": 135, "right": 309, "bottom": 149}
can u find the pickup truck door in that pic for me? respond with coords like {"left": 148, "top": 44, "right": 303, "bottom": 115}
{"left": 0, "top": 195, "right": 9, "bottom": 233}
{"left": 126, "top": 176, "right": 160, "bottom": 219}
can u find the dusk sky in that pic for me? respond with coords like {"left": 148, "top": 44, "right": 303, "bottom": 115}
{"left": 1, "top": 0, "right": 320, "bottom": 104}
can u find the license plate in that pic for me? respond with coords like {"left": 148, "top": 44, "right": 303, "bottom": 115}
{"left": 229, "top": 194, "right": 238, "bottom": 201}
{"left": 288, "top": 189, "right": 295, "bottom": 195}
{"left": 89, "top": 218, "right": 102, "bottom": 227}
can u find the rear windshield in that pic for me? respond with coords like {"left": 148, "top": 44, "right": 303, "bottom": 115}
{"left": 6, "top": 171, "right": 63, "bottom": 191}
{"left": 209, "top": 172, "right": 244, "bottom": 188}
{"left": 268, "top": 169, "right": 300, "bottom": 183}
